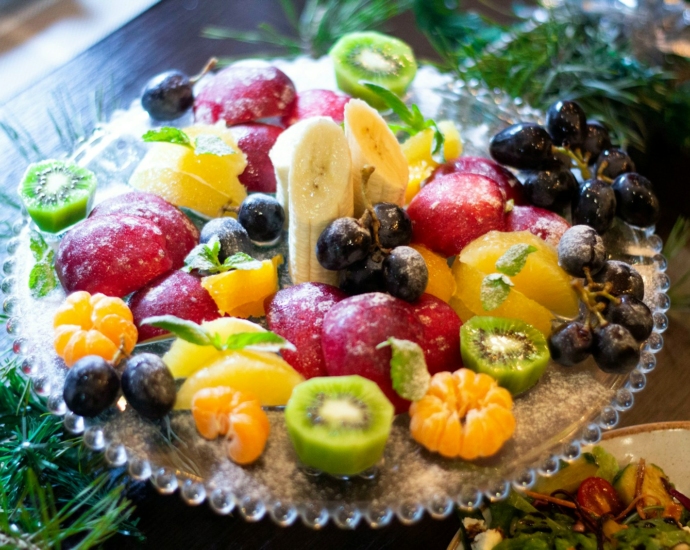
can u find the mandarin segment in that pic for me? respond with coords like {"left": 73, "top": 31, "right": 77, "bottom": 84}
{"left": 191, "top": 387, "right": 270, "bottom": 465}
{"left": 409, "top": 369, "right": 515, "bottom": 460}
{"left": 409, "top": 244, "right": 455, "bottom": 303}
{"left": 53, "top": 291, "right": 138, "bottom": 366}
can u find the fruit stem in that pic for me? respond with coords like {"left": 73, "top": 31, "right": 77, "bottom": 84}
{"left": 554, "top": 146, "right": 591, "bottom": 180}
{"left": 190, "top": 57, "right": 219, "bottom": 85}
{"left": 358, "top": 166, "right": 390, "bottom": 253}
{"left": 572, "top": 277, "right": 608, "bottom": 327}
{"left": 594, "top": 161, "right": 614, "bottom": 184}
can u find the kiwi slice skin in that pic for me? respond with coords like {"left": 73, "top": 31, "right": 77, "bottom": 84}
{"left": 284, "top": 375, "right": 394, "bottom": 476}
{"left": 329, "top": 31, "right": 417, "bottom": 109}
{"left": 19, "top": 160, "right": 97, "bottom": 233}
{"left": 460, "top": 316, "right": 549, "bottom": 396}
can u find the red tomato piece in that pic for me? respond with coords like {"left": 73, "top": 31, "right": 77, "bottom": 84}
{"left": 577, "top": 477, "right": 624, "bottom": 516}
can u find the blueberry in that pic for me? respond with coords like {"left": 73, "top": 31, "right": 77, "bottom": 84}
{"left": 200, "top": 217, "right": 252, "bottom": 262}
{"left": 383, "top": 246, "right": 428, "bottom": 302}
{"left": 592, "top": 324, "right": 640, "bottom": 374}
{"left": 611, "top": 173, "right": 660, "bottom": 228}
{"left": 121, "top": 353, "right": 176, "bottom": 420}
{"left": 338, "top": 255, "right": 385, "bottom": 295}
{"left": 572, "top": 179, "right": 616, "bottom": 233}
{"left": 557, "top": 225, "right": 606, "bottom": 278}
{"left": 141, "top": 70, "right": 194, "bottom": 121}
{"left": 604, "top": 295, "right": 653, "bottom": 342}
{"left": 238, "top": 194, "right": 285, "bottom": 244}
{"left": 372, "top": 203, "right": 412, "bottom": 249}
{"left": 546, "top": 100, "right": 587, "bottom": 148}
{"left": 521, "top": 169, "right": 578, "bottom": 212}
{"left": 63, "top": 356, "right": 120, "bottom": 417}
{"left": 595, "top": 148, "right": 635, "bottom": 180}
{"left": 489, "top": 123, "right": 554, "bottom": 170}
{"left": 582, "top": 121, "right": 612, "bottom": 164}
{"left": 548, "top": 321, "right": 593, "bottom": 366}
{"left": 592, "top": 260, "right": 644, "bottom": 300}
{"left": 317, "top": 217, "right": 371, "bottom": 271}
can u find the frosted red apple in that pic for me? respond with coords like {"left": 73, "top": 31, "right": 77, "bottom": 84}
{"left": 505, "top": 204, "right": 570, "bottom": 247}
{"left": 129, "top": 270, "right": 220, "bottom": 341}
{"left": 90, "top": 191, "right": 198, "bottom": 269}
{"left": 281, "top": 89, "right": 350, "bottom": 126}
{"left": 228, "top": 123, "right": 283, "bottom": 193}
{"left": 407, "top": 172, "right": 506, "bottom": 257}
{"left": 194, "top": 65, "right": 297, "bottom": 126}
{"left": 265, "top": 282, "right": 347, "bottom": 379}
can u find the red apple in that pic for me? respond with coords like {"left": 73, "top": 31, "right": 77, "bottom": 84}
{"left": 228, "top": 123, "right": 283, "bottom": 193}
{"left": 281, "top": 89, "right": 350, "bottom": 126}
{"left": 505, "top": 205, "right": 570, "bottom": 248}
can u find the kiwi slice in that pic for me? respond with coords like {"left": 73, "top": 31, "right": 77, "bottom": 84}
{"left": 18, "top": 160, "right": 97, "bottom": 233}
{"left": 329, "top": 31, "right": 417, "bottom": 108}
{"left": 284, "top": 375, "right": 394, "bottom": 476}
{"left": 460, "top": 316, "right": 549, "bottom": 396}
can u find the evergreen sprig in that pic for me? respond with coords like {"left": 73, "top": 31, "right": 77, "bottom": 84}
{"left": 0, "top": 359, "right": 141, "bottom": 548}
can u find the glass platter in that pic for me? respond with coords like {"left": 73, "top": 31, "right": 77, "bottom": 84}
{"left": 2, "top": 57, "right": 671, "bottom": 529}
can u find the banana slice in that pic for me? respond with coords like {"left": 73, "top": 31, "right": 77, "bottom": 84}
{"left": 344, "top": 99, "right": 409, "bottom": 215}
{"left": 268, "top": 121, "right": 311, "bottom": 226}
{"left": 287, "top": 117, "right": 353, "bottom": 285}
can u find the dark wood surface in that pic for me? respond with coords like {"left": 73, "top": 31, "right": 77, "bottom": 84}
{"left": 1, "top": 1, "right": 689, "bottom": 548}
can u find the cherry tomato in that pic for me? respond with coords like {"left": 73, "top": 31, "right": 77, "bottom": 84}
{"left": 577, "top": 477, "right": 623, "bottom": 516}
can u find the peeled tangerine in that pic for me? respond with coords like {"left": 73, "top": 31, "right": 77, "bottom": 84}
{"left": 409, "top": 244, "right": 455, "bottom": 303}
{"left": 53, "top": 291, "right": 137, "bottom": 366}
{"left": 129, "top": 125, "right": 247, "bottom": 218}
{"left": 192, "top": 387, "right": 270, "bottom": 465}
{"left": 410, "top": 369, "right": 515, "bottom": 460}
{"left": 175, "top": 350, "right": 304, "bottom": 409}
{"left": 201, "top": 255, "right": 282, "bottom": 317}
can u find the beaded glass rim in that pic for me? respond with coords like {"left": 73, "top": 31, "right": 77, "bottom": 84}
{"left": 0, "top": 58, "right": 671, "bottom": 529}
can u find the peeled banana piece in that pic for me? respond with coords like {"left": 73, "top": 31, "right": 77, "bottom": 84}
{"left": 286, "top": 117, "right": 353, "bottom": 285}
{"left": 344, "top": 99, "right": 409, "bottom": 215}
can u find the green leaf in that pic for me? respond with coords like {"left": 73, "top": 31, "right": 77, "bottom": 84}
{"left": 495, "top": 244, "right": 538, "bottom": 277}
{"left": 28, "top": 260, "right": 58, "bottom": 298}
{"left": 216, "top": 331, "right": 296, "bottom": 352}
{"left": 29, "top": 230, "right": 49, "bottom": 260}
{"left": 480, "top": 273, "right": 513, "bottom": 311}
{"left": 362, "top": 81, "right": 415, "bottom": 125}
{"left": 194, "top": 134, "right": 236, "bottom": 156}
{"left": 141, "top": 315, "right": 213, "bottom": 346}
{"left": 377, "top": 337, "right": 430, "bottom": 401}
{"left": 142, "top": 127, "right": 191, "bottom": 146}
{"left": 222, "top": 252, "right": 263, "bottom": 271}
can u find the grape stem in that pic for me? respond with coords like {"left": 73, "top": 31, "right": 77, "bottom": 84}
{"left": 571, "top": 267, "right": 622, "bottom": 329}
{"left": 554, "top": 146, "right": 591, "bottom": 180}
{"left": 190, "top": 57, "right": 219, "bottom": 85}
{"left": 359, "top": 165, "right": 391, "bottom": 254}
{"left": 595, "top": 161, "right": 614, "bottom": 184}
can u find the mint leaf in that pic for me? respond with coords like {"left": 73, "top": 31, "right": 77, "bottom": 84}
{"left": 194, "top": 134, "right": 235, "bottom": 156}
{"left": 29, "top": 230, "right": 49, "bottom": 260}
{"left": 480, "top": 273, "right": 513, "bottom": 311}
{"left": 495, "top": 244, "right": 538, "bottom": 277}
{"left": 377, "top": 337, "right": 430, "bottom": 401}
{"left": 222, "top": 252, "right": 263, "bottom": 271}
{"left": 141, "top": 315, "right": 213, "bottom": 346}
{"left": 142, "top": 127, "right": 191, "bottom": 146}
{"left": 29, "top": 258, "right": 58, "bottom": 298}
{"left": 182, "top": 236, "right": 222, "bottom": 273}
{"left": 216, "top": 331, "right": 296, "bottom": 353}
{"left": 361, "top": 81, "right": 414, "bottom": 125}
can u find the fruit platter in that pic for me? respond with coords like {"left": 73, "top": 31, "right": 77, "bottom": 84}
{"left": 3, "top": 30, "right": 671, "bottom": 528}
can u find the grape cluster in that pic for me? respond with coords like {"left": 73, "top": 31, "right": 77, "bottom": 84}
{"left": 547, "top": 225, "right": 652, "bottom": 374}
{"left": 489, "top": 100, "right": 660, "bottom": 231}
{"left": 316, "top": 202, "right": 428, "bottom": 302}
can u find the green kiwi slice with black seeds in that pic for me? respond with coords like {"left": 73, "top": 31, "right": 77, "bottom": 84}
{"left": 19, "top": 160, "right": 97, "bottom": 233}
{"left": 329, "top": 31, "right": 417, "bottom": 108}
{"left": 461, "top": 316, "right": 549, "bottom": 396}
{"left": 284, "top": 375, "right": 394, "bottom": 476}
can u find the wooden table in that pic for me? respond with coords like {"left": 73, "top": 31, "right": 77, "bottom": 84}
{"left": 1, "top": 1, "right": 688, "bottom": 547}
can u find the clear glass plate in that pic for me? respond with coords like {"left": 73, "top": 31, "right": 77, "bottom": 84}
{"left": 2, "top": 58, "right": 671, "bottom": 529}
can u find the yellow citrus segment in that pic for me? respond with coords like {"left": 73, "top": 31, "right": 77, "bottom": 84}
{"left": 409, "top": 244, "right": 455, "bottom": 303}
{"left": 192, "top": 387, "right": 270, "bottom": 465}
{"left": 176, "top": 350, "right": 304, "bottom": 409}
{"left": 451, "top": 261, "right": 554, "bottom": 336}
{"left": 53, "top": 291, "right": 137, "bottom": 366}
{"left": 438, "top": 120, "right": 462, "bottom": 161}
{"left": 410, "top": 369, "right": 515, "bottom": 460}
{"left": 163, "top": 317, "right": 266, "bottom": 379}
{"left": 129, "top": 125, "right": 247, "bottom": 217}
{"left": 201, "top": 255, "right": 282, "bottom": 317}
{"left": 459, "top": 231, "right": 579, "bottom": 318}
{"left": 448, "top": 295, "right": 475, "bottom": 323}
{"left": 402, "top": 128, "right": 438, "bottom": 204}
